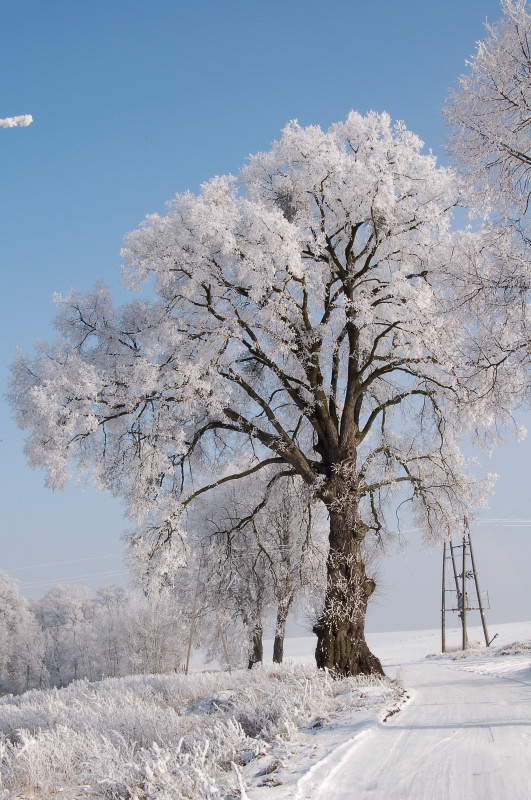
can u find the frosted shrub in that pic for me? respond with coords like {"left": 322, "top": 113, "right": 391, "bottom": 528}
{"left": 443, "top": 638, "right": 531, "bottom": 661}
{"left": 0, "top": 663, "right": 397, "bottom": 799}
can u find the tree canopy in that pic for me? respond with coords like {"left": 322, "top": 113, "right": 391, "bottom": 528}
{"left": 445, "top": 0, "right": 531, "bottom": 224}
{"left": 445, "top": 0, "right": 531, "bottom": 407}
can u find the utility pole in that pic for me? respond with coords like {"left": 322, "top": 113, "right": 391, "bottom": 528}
{"left": 461, "top": 533, "right": 468, "bottom": 650}
{"left": 466, "top": 520, "right": 490, "bottom": 648}
{"left": 441, "top": 522, "right": 492, "bottom": 651}
{"left": 441, "top": 541, "right": 446, "bottom": 653}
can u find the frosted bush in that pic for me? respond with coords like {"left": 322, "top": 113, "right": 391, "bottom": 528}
{"left": 0, "top": 664, "right": 397, "bottom": 799}
{"left": 496, "top": 640, "right": 531, "bottom": 657}
{"left": 432, "top": 638, "right": 531, "bottom": 661}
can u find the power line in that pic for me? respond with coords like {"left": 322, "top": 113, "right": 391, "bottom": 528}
{"left": 19, "top": 569, "right": 129, "bottom": 591}
{"left": 4, "top": 554, "right": 121, "bottom": 573}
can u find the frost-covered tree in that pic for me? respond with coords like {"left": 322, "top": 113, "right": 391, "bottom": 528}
{"left": 213, "top": 475, "right": 327, "bottom": 665}
{"left": 92, "top": 585, "right": 129, "bottom": 678}
{"left": 444, "top": 1, "right": 531, "bottom": 401}
{"left": 0, "top": 571, "right": 46, "bottom": 694}
{"left": 126, "top": 589, "right": 187, "bottom": 675}
{"left": 195, "top": 498, "right": 272, "bottom": 670}
{"left": 10, "top": 111, "right": 524, "bottom": 676}
{"left": 263, "top": 480, "right": 327, "bottom": 663}
{"left": 35, "top": 584, "right": 97, "bottom": 686}
{"left": 445, "top": 1, "right": 531, "bottom": 224}
{"left": 220, "top": 526, "right": 270, "bottom": 670}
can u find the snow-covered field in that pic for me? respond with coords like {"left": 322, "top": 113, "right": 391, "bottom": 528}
{"left": 0, "top": 621, "right": 529, "bottom": 799}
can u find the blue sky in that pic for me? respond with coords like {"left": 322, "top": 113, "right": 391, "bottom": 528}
{"left": 2, "top": 0, "right": 530, "bottom": 633}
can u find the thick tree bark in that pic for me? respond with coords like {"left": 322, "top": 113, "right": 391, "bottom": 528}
{"left": 272, "top": 597, "right": 292, "bottom": 664}
{"left": 272, "top": 624, "right": 285, "bottom": 664}
{"left": 248, "top": 623, "right": 263, "bottom": 669}
{"left": 313, "top": 497, "right": 384, "bottom": 677}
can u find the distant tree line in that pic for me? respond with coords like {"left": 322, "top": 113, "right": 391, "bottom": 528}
{"left": 0, "top": 574, "right": 185, "bottom": 694}
{"left": 0, "top": 478, "right": 331, "bottom": 695}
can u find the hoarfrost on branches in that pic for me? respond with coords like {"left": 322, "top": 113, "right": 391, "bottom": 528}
{"left": 9, "top": 111, "right": 528, "bottom": 675}
{"left": 444, "top": 0, "right": 531, "bottom": 405}
{"left": 445, "top": 1, "right": 531, "bottom": 223}
{"left": 189, "top": 473, "right": 328, "bottom": 668}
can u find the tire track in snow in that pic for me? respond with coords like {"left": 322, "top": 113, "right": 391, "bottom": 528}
{"left": 293, "top": 727, "right": 375, "bottom": 800}
{"left": 289, "top": 660, "right": 531, "bottom": 800}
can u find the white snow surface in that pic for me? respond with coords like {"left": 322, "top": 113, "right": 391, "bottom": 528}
{"left": 252, "top": 621, "right": 531, "bottom": 799}
{"left": 0, "top": 620, "right": 529, "bottom": 799}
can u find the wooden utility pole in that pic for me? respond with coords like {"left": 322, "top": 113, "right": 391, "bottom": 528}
{"left": 461, "top": 533, "right": 468, "bottom": 650}
{"left": 466, "top": 520, "right": 490, "bottom": 648}
{"left": 441, "top": 541, "right": 447, "bottom": 653}
{"left": 449, "top": 540, "right": 461, "bottom": 601}
{"left": 441, "top": 523, "right": 492, "bottom": 651}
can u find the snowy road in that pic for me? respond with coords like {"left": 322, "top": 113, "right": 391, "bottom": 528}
{"left": 294, "top": 659, "right": 531, "bottom": 800}
{"left": 251, "top": 624, "right": 531, "bottom": 800}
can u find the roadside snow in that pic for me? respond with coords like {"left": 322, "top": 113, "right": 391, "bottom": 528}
{"left": 249, "top": 620, "right": 531, "bottom": 799}
{"left": 429, "top": 633, "right": 531, "bottom": 682}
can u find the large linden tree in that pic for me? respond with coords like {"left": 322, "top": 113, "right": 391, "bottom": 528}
{"left": 10, "top": 112, "right": 525, "bottom": 676}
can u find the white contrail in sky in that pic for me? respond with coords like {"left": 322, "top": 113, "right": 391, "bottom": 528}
{"left": 0, "top": 114, "right": 33, "bottom": 128}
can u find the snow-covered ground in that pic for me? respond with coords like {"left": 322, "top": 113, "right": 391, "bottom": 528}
{"left": 251, "top": 620, "right": 531, "bottom": 799}
{"left": 0, "top": 621, "right": 529, "bottom": 799}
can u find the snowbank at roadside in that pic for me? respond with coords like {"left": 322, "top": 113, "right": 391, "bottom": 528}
{"left": 427, "top": 631, "right": 531, "bottom": 683}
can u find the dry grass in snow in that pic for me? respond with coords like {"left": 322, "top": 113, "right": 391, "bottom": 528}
{"left": 0, "top": 663, "right": 400, "bottom": 799}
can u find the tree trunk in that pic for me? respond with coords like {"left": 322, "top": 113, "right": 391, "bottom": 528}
{"left": 272, "top": 597, "right": 293, "bottom": 664}
{"left": 313, "top": 500, "right": 384, "bottom": 677}
{"left": 248, "top": 623, "right": 263, "bottom": 669}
